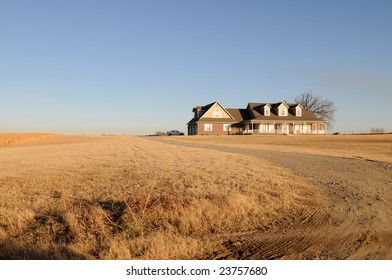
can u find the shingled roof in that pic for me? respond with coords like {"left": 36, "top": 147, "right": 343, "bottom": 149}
{"left": 188, "top": 101, "right": 324, "bottom": 125}
{"left": 226, "top": 109, "right": 250, "bottom": 122}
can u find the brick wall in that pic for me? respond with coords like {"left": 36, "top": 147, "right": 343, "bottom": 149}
{"left": 197, "top": 122, "right": 241, "bottom": 135}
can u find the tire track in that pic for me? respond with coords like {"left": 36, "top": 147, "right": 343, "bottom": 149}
{"left": 147, "top": 137, "right": 392, "bottom": 259}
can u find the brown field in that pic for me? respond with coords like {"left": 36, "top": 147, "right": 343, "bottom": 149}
{"left": 0, "top": 133, "right": 55, "bottom": 146}
{"left": 0, "top": 133, "right": 391, "bottom": 259}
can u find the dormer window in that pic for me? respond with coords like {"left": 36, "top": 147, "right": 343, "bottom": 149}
{"left": 213, "top": 109, "right": 222, "bottom": 118}
{"left": 277, "top": 102, "right": 289, "bottom": 116}
{"left": 279, "top": 108, "right": 287, "bottom": 116}
{"left": 264, "top": 107, "right": 270, "bottom": 116}
{"left": 296, "top": 107, "right": 302, "bottom": 117}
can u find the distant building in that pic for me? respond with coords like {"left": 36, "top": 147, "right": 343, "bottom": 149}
{"left": 187, "top": 101, "right": 327, "bottom": 135}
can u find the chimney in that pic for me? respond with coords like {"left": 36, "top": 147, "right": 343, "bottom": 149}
{"left": 193, "top": 106, "right": 202, "bottom": 118}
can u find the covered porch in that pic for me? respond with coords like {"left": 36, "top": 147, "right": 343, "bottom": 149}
{"left": 243, "top": 122, "right": 326, "bottom": 135}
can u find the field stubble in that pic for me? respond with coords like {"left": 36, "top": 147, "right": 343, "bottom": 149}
{"left": 0, "top": 134, "right": 323, "bottom": 259}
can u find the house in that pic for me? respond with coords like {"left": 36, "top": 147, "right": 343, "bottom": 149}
{"left": 187, "top": 101, "right": 327, "bottom": 135}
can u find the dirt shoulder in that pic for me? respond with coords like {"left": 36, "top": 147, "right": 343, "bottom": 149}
{"left": 147, "top": 137, "right": 392, "bottom": 259}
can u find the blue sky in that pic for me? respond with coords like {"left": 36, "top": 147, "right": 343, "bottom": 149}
{"left": 1, "top": 0, "right": 391, "bottom": 135}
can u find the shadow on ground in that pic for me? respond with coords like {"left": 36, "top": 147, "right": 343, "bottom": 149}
{"left": 0, "top": 240, "right": 87, "bottom": 260}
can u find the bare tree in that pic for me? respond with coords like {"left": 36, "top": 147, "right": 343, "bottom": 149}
{"left": 295, "top": 91, "right": 337, "bottom": 130}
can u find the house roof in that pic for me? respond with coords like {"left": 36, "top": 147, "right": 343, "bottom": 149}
{"left": 188, "top": 101, "right": 238, "bottom": 124}
{"left": 250, "top": 110, "right": 323, "bottom": 122}
{"left": 188, "top": 101, "right": 325, "bottom": 125}
{"left": 226, "top": 109, "right": 250, "bottom": 122}
{"left": 194, "top": 101, "right": 216, "bottom": 119}
{"left": 196, "top": 101, "right": 235, "bottom": 119}
{"left": 289, "top": 103, "right": 303, "bottom": 109}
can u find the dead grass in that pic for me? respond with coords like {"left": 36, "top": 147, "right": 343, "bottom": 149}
{"left": 0, "top": 135, "right": 323, "bottom": 259}
{"left": 0, "top": 133, "right": 54, "bottom": 146}
{"left": 166, "top": 134, "right": 392, "bottom": 163}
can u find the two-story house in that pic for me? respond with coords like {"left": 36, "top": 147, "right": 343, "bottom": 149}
{"left": 187, "top": 101, "right": 327, "bottom": 135}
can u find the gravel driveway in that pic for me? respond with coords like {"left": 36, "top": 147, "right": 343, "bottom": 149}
{"left": 148, "top": 137, "right": 392, "bottom": 259}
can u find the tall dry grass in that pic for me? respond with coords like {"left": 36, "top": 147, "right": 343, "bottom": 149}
{"left": 0, "top": 135, "right": 324, "bottom": 259}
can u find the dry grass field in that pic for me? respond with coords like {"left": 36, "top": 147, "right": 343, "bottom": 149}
{"left": 0, "top": 134, "right": 323, "bottom": 259}
{"left": 0, "top": 133, "right": 54, "bottom": 146}
{"left": 1, "top": 133, "right": 391, "bottom": 259}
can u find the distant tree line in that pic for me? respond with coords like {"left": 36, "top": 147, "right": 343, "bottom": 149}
{"left": 370, "top": 128, "right": 385, "bottom": 134}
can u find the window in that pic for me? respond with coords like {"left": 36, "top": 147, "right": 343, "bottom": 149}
{"left": 223, "top": 124, "right": 231, "bottom": 132}
{"left": 296, "top": 107, "right": 302, "bottom": 116}
{"left": 279, "top": 108, "right": 287, "bottom": 116}
{"left": 204, "top": 124, "right": 213, "bottom": 131}
{"left": 264, "top": 107, "right": 270, "bottom": 116}
{"left": 212, "top": 109, "right": 222, "bottom": 118}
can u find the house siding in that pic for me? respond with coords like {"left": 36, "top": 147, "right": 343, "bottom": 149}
{"left": 190, "top": 121, "right": 326, "bottom": 136}
{"left": 192, "top": 122, "right": 241, "bottom": 136}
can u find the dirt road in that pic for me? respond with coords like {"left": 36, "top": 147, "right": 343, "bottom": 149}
{"left": 148, "top": 137, "right": 392, "bottom": 259}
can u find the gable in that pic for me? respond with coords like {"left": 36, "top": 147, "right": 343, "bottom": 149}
{"left": 277, "top": 102, "right": 289, "bottom": 109}
{"left": 200, "top": 102, "right": 234, "bottom": 119}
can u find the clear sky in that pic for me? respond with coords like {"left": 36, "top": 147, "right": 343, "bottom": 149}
{"left": 1, "top": 0, "right": 391, "bottom": 135}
